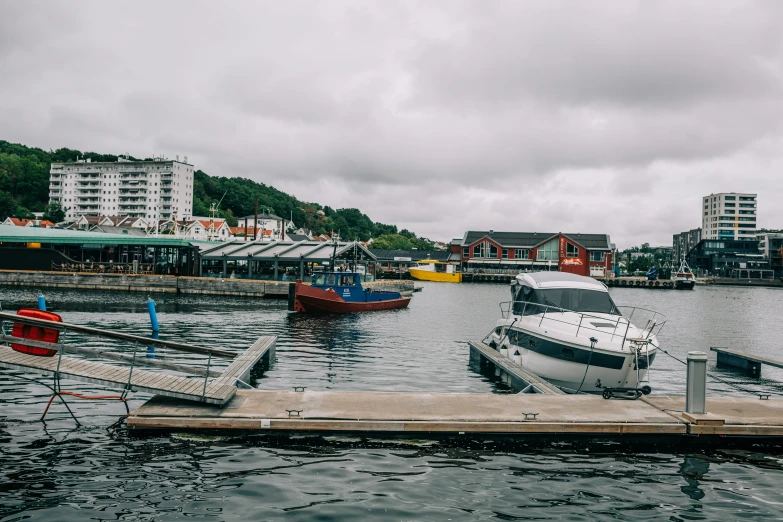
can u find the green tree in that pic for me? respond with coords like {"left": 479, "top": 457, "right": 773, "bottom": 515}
{"left": 43, "top": 201, "right": 66, "bottom": 223}
{"left": 0, "top": 190, "right": 17, "bottom": 220}
{"left": 371, "top": 234, "right": 415, "bottom": 250}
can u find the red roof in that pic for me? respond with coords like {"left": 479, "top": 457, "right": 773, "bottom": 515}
{"left": 6, "top": 218, "right": 56, "bottom": 228}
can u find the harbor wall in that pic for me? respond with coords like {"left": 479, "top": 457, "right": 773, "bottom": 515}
{"left": 0, "top": 270, "right": 414, "bottom": 298}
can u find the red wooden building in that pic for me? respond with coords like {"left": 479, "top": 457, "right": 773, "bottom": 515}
{"left": 451, "top": 231, "right": 614, "bottom": 277}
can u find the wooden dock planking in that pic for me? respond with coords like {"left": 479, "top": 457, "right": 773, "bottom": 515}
{"left": 207, "top": 336, "right": 276, "bottom": 389}
{"left": 128, "top": 390, "right": 687, "bottom": 434}
{"left": 126, "top": 390, "right": 783, "bottom": 437}
{"left": 0, "top": 345, "right": 236, "bottom": 405}
{"left": 468, "top": 340, "right": 565, "bottom": 394}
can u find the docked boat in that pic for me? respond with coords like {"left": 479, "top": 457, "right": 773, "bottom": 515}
{"left": 289, "top": 271, "right": 411, "bottom": 313}
{"left": 408, "top": 260, "right": 462, "bottom": 283}
{"left": 486, "top": 272, "right": 665, "bottom": 397}
{"left": 672, "top": 259, "right": 696, "bottom": 290}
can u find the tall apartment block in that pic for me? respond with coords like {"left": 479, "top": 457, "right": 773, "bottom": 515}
{"left": 701, "top": 192, "right": 757, "bottom": 241}
{"left": 49, "top": 157, "right": 194, "bottom": 222}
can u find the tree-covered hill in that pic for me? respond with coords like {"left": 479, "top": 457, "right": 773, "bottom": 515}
{"left": 0, "top": 140, "right": 426, "bottom": 242}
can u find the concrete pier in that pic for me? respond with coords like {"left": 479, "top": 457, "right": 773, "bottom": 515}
{"left": 0, "top": 270, "right": 413, "bottom": 298}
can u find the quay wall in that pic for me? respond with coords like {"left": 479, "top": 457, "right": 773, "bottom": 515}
{"left": 0, "top": 270, "right": 414, "bottom": 298}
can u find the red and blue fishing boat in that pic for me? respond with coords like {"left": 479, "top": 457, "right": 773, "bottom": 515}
{"left": 289, "top": 271, "right": 410, "bottom": 313}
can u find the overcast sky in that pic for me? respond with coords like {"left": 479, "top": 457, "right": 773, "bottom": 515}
{"left": 1, "top": 1, "right": 781, "bottom": 247}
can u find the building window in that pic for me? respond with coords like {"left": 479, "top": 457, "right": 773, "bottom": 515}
{"left": 514, "top": 249, "right": 529, "bottom": 259}
{"left": 566, "top": 242, "right": 579, "bottom": 257}
{"left": 590, "top": 251, "right": 605, "bottom": 262}
{"left": 462, "top": 247, "right": 469, "bottom": 258}
{"left": 502, "top": 249, "right": 508, "bottom": 259}
{"left": 724, "top": 203, "right": 735, "bottom": 207}
{"left": 536, "top": 238, "right": 559, "bottom": 261}
{"left": 487, "top": 242, "right": 498, "bottom": 258}
{"left": 472, "top": 243, "right": 484, "bottom": 258}
{"left": 724, "top": 196, "right": 736, "bottom": 201}
{"left": 724, "top": 210, "right": 734, "bottom": 214}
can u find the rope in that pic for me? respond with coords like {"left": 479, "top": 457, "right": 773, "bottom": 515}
{"left": 575, "top": 338, "right": 596, "bottom": 394}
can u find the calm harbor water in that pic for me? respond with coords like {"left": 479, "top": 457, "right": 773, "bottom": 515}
{"left": 2, "top": 282, "right": 783, "bottom": 520}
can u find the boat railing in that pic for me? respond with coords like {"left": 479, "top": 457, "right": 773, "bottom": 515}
{"left": 498, "top": 301, "right": 666, "bottom": 346}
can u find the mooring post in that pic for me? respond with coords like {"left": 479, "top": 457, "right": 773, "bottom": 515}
{"left": 686, "top": 351, "right": 707, "bottom": 414}
{"left": 147, "top": 298, "right": 159, "bottom": 359}
{"left": 37, "top": 294, "right": 46, "bottom": 311}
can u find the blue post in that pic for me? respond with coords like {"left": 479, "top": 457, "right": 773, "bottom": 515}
{"left": 147, "top": 298, "right": 159, "bottom": 358}
{"left": 37, "top": 294, "right": 46, "bottom": 311}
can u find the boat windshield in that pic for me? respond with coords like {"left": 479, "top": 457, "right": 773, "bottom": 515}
{"left": 513, "top": 285, "right": 620, "bottom": 316}
{"left": 312, "top": 273, "right": 358, "bottom": 286}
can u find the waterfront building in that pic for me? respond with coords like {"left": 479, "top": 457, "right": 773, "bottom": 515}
{"left": 687, "top": 238, "right": 767, "bottom": 277}
{"left": 757, "top": 233, "right": 783, "bottom": 277}
{"left": 672, "top": 228, "right": 702, "bottom": 262}
{"left": 455, "top": 231, "right": 613, "bottom": 277}
{"left": 0, "top": 224, "right": 199, "bottom": 275}
{"left": 198, "top": 240, "right": 377, "bottom": 280}
{"left": 701, "top": 192, "right": 757, "bottom": 241}
{"left": 49, "top": 157, "right": 194, "bottom": 222}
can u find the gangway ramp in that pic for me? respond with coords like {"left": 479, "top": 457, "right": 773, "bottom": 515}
{"left": 0, "top": 311, "right": 276, "bottom": 407}
{"left": 469, "top": 340, "right": 564, "bottom": 395}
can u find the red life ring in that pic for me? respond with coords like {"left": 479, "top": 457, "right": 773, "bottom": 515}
{"left": 11, "top": 309, "right": 62, "bottom": 357}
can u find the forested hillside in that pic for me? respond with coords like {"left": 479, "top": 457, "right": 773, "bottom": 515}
{"left": 0, "top": 140, "right": 430, "bottom": 244}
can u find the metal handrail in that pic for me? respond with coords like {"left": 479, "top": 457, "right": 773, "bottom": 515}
{"left": 498, "top": 300, "right": 666, "bottom": 347}
{"left": 0, "top": 311, "right": 234, "bottom": 358}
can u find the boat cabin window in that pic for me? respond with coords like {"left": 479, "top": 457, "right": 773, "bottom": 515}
{"left": 513, "top": 284, "right": 619, "bottom": 315}
{"left": 338, "top": 274, "right": 357, "bottom": 286}
{"left": 312, "top": 273, "right": 358, "bottom": 286}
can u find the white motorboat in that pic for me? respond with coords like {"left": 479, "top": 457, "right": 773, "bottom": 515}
{"left": 672, "top": 259, "right": 696, "bottom": 290}
{"left": 486, "top": 272, "right": 665, "bottom": 397}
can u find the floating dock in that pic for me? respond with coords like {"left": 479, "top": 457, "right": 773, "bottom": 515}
{"left": 125, "top": 341, "right": 783, "bottom": 438}
{"left": 126, "top": 391, "right": 783, "bottom": 437}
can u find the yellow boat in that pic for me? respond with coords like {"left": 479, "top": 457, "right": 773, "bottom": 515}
{"left": 408, "top": 260, "right": 462, "bottom": 283}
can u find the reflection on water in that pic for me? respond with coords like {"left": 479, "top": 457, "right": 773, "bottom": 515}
{"left": 2, "top": 283, "right": 783, "bottom": 520}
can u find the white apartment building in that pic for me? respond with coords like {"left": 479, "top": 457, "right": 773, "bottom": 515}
{"left": 49, "top": 157, "right": 194, "bottom": 222}
{"left": 701, "top": 192, "right": 757, "bottom": 241}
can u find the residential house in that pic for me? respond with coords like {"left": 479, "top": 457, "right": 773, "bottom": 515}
{"left": 2, "top": 217, "right": 56, "bottom": 228}
{"left": 180, "top": 219, "right": 231, "bottom": 241}
{"left": 237, "top": 212, "right": 285, "bottom": 239}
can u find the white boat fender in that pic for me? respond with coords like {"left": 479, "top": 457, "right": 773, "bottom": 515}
{"left": 512, "top": 350, "right": 521, "bottom": 365}
{"left": 499, "top": 345, "right": 508, "bottom": 359}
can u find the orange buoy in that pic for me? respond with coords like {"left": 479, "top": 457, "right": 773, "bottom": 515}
{"left": 11, "top": 309, "right": 62, "bottom": 357}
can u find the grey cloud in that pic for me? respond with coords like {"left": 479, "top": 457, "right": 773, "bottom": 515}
{"left": 0, "top": 0, "right": 782, "bottom": 247}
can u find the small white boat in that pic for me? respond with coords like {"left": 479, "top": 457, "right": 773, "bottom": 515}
{"left": 486, "top": 272, "right": 665, "bottom": 397}
{"left": 672, "top": 259, "right": 696, "bottom": 290}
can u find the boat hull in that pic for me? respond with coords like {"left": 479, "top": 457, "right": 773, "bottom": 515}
{"left": 408, "top": 268, "right": 462, "bottom": 283}
{"left": 496, "top": 327, "right": 656, "bottom": 394}
{"left": 674, "top": 280, "right": 695, "bottom": 290}
{"left": 292, "top": 282, "right": 410, "bottom": 313}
